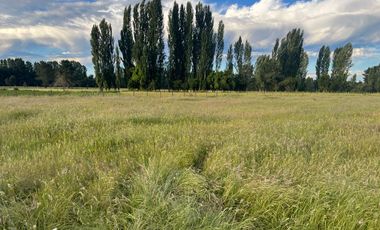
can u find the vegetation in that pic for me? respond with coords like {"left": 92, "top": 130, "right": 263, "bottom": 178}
{"left": 0, "top": 59, "right": 94, "bottom": 88}
{"left": 1, "top": 91, "right": 380, "bottom": 229}
{"left": 1, "top": 0, "right": 380, "bottom": 93}
{"left": 0, "top": 1, "right": 376, "bottom": 93}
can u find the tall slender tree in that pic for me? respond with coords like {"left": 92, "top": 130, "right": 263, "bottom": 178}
{"left": 168, "top": 2, "right": 182, "bottom": 89}
{"left": 184, "top": 2, "right": 193, "bottom": 89}
{"left": 226, "top": 44, "right": 234, "bottom": 74}
{"left": 242, "top": 40, "right": 253, "bottom": 90}
{"left": 146, "top": 0, "right": 165, "bottom": 89}
{"left": 115, "top": 46, "right": 122, "bottom": 90}
{"left": 234, "top": 37, "right": 244, "bottom": 90}
{"left": 90, "top": 25, "right": 103, "bottom": 90}
{"left": 99, "top": 19, "right": 115, "bottom": 90}
{"left": 119, "top": 6, "right": 134, "bottom": 86}
{"left": 132, "top": 4, "right": 141, "bottom": 66}
{"left": 215, "top": 20, "right": 224, "bottom": 72}
{"left": 331, "top": 43, "right": 353, "bottom": 91}
{"left": 316, "top": 45, "right": 331, "bottom": 91}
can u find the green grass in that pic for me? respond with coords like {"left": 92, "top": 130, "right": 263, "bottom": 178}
{"left": 1, "top": 91, "right": 380, "bottom": 229}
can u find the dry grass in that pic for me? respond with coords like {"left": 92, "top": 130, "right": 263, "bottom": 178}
{"left": 1, "top": 91, "right": 380, "bottom": 229}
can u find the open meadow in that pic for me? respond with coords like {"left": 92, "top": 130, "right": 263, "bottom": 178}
{"left": 1, "top": 89, "right": 380, "bottom": 229}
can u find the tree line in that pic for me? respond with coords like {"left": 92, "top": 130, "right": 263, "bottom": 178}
{"left": 0, "top": 58, "right": 94, "bottom": 87}
{"left": 90, "top": 0, "right": 380, "bottom": 93}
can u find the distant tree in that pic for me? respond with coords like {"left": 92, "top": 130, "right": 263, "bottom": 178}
{"left": 146, "top": 0, "right": 165, "bottom": 90}
{"left": 296, "top": 51, "right": 309, "bottom": 91}
{"left": 304, "top": 77, "right": 316, "bottom": 92}
{"left": 226, "top": 44, "right": 234, "bottom": 74}
{"left": 198, "top": 4, "right": 215, "bottom": 90}
{"left": 184, "top": 2, "right": 193, "bottom": 89}
{"left": 0, "top": 59, "right": 37, "bottom": 86}
{"left": 129, "top": 64, "right": 144, "bottom": 89}
{"left": 90, "top": 24, "right": 103, "bottom": 90}
{"left": 316, "top": 46, "right": 331, "bottom": 91}
{"left": 115, "top": 47, "right": 123, "bottom": 90}
{"left": 168, "top": 2, "right": 182, "bottom": 89}
{"left": 254, "top": 55, "right": 279, "bottom": 91}
{"left": 234, "top": 37, "right": 245, "bottom": 90}
{"left": 234, "top": 37, "right": 244, "bottom": 75}
{"left": 54, "top": 60, "right": 87, "bottom": 88}
{"left": 90, "top": 19, "right": 115, "bottom": 91}
{"left": 276, "top": 28, "right": 305, "bottom": 91}
{"left": 242, "top": 40, "right": 253, "bottom": 90}
{"left": 331, "top": 43, "right": 353, "bottom": 91}
{"left": 132, "top": 4, "right": 142, "bottom": 66}
{"left": 119, "top": 6, "right": 134, "bottom": 86}
{"left": 363, "top": 64, "right": 380, "bottom": 92}
{"left": 192, "top": 2, "right": 215, "bottom": 90}
{"left": 272, "top": 38, "right": 280, "bottom": 59}
{"left": 5, "top": 75, "right": 16, "bottom": 86}
{"left": 34, "top": 61, "right": 59, "bottom": 87}
{"left": 223, "top": 44, "right": 235, "bottom": 90}
{"left": 215, "top": 20, "right": 224, "bottom": 72}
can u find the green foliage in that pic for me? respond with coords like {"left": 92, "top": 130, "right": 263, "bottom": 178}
{"left": 331, "top": 43, "right": 353, "bottom": 92}
{"left": 316, "top": 45, "right": 331, "bottom": 91}
{"left": 254, "top": 55, "right": 280, "bottom": 91}
{"left": 168, "top": 2, "right": 182, "bottom": 90}
{"left": 226, "top": 45, "right": 234, "bottom": 74}
{"left": 115, "top": 47, "right": 123, "bottom": 90}
{"left": 119, "top": 6, "right": 134, "bottom": 84}
{"left": 55, "top": 60, "right": 87, "bottom": 88}
{"left": 34, "top": 61, "right": 59, "bottom": 87}
{"left": 90, "top": 19, "right": 115, "bottom": 91}
{"left": 146, "top": 0, "right": 165, "bottom": 90}
{"left": 183, "top": 2, "right": 194, "bottom": 89}
{"left": 215, "top": 21, "right": 224, "bottom": 72}
{"left": 363, "top": 64, "right": 380, "bottom": 92}
{"left": 193, "top": 2, "right": 215, "bottom": 90}
{"left": 128, "top": 64, "right": 144, "bottom": 89}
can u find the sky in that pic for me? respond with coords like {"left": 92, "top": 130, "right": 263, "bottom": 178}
{"left": 0, "top": 0, "right": 380, "bottom": 79}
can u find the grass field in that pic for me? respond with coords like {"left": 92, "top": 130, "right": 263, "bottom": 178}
{"left": 1, "top": 89, "right": 380, "bottom": 229}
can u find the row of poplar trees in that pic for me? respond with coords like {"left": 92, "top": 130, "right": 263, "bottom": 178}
{"left": 90, "top": 0, "right": 357, "bottom": 92}
{"left": 90, "top": 0, "right": 253, "bottom": 91}
{"left": 91, "top": 0, "right": 165, "bottom": 91}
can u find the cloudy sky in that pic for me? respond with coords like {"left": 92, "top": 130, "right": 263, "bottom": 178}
{"left": 0, "top": 0, "right": 380, "bottom": 78}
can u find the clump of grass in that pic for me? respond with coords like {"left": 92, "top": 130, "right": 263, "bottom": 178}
{"left": 1, "top": 92, "right": 380, "bottom": 228}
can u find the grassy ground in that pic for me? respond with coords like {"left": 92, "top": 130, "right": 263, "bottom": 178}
{"left": 1, "top": 90, "right": 380, "bottom": 229}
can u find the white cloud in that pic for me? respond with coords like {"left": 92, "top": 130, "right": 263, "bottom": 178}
{"left": 0, "top": 0, "right": 380, "bottom": 74}
{"left": 216, "top": 0, "right": 380, "bottom": 48}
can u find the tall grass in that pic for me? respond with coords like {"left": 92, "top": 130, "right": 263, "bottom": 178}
{"left": 1, "top": 92, "right": 380, "bottom": 229}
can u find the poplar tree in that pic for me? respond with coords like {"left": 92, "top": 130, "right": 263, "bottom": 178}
{"left": 215, "top": 20, "right": 224, "bottom": 72}
{"left": 99, "top": 19, "right": 115, "bottom": 90}
{"left": 168, "top": 2, "right": 181, "bottom": 89}
{"left": 316, "top": 45, "right": 331, "bottom": 91}
{"left": 146, "top": 0, "right": 165, "bottom": 89}
{"left": 234, "top": 37, "right": 244, "bottom": 90}
{"left": 226, "top": 44, "right": 234, "bottom": 74}
{"left": 193, "top": 3, "right": 215, "bottom": 89}
{"left": 331, "top": 43, "right": 353, "bottom": 91}
{"left": 242, "top": 40, "right": 253, "bottom": 90}
{"left": 276, "top": 28, "right": 305, "bottom": 91}
{"left": 184, "top": 2, "right": 193, "bottom": 89}
{"left": 90, "top": 25, "right": 103, "bottom": 90}
{"left": 115, "top": 47, "right": 122, "bottom": 90}
{"left": 91, "top": 20, "right": 115, "bottom": 91}
{"left": 132, "top": 4, "right": 141, "bottom": 65}
{"left": 119, "top": 6, "right": 134, "bottom": 85}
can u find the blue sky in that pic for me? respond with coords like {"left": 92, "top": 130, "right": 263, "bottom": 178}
{"left": 0, "top": 0, "right": 380, "bottom": 79}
